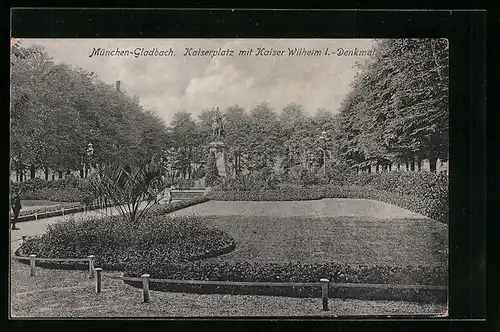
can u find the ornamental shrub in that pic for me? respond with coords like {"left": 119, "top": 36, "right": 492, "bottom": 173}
{"left": 18, "top": 201, "right": 233, "bottom": 271}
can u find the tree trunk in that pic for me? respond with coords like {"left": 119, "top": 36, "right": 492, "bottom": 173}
{"left": 405, "top": 162, "right": 409, "bottom": 171}
{"left": 44, "top": 167, "right": 49, "bottom": 181}
{"left": 410, "top": 155, "right": 415, "bottom": 171}
{"left": 58, "top": 170, "right": 63, "bottom": 179}
{"left": 429, "top": 157, "right": 438, "bottom": 173}
{"left": 30, "top": 164, "right": 36, "bottom": 179}
{"left": 66, "top": 169, "right": 71, "bottom": 175}
{"left": 80, "top": 167, "right": 84, "bottom": 178}
{"left": 234, "top": 154, "right": 238, "bottom": 176}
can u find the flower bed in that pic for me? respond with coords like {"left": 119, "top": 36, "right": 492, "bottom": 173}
{"left": 16, "top": 212, "right": 235, "bottom": 272}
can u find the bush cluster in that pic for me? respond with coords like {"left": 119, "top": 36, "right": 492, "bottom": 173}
{"left": 12, "top": 177, "right": 83, "bottom": 192}
{"left": 344, "top": 172, "right": 449, "bottom": 223}
{"left": 124, "top": 259, "right": 447, "bottom": 286}
{"left": 18, "top": 204, "right": 234, "bottom": 270}
{"left": 210, "top": 187, "right": 324, "bottom": 201}
{"left": 11, "top": 178, "right": 94, "bottom": 203}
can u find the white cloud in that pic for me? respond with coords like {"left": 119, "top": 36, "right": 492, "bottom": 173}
{"left": 20, "top": 38, "right": 375, "bottom": 124}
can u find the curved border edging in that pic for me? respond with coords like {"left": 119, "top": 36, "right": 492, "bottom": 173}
{"left": 121, "top": 278, "right": 447, "bottom": 304}
{"left": 14, "top": 240, "right": 236, "bottom": 273}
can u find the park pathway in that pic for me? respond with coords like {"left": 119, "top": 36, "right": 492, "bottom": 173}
{"left": 10, "top": 198, "right": 426, "bottom": 250}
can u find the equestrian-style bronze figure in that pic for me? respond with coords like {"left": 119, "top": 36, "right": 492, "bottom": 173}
{"left": 211, "top": 108, "right": 225, "bottom": 140}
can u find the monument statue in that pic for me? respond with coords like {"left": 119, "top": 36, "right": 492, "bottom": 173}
{"left": 208, "top": 107, "right": 229, "bottom": 178}
{"left": 211, "top": 108, "right": 225, "bottom": 141}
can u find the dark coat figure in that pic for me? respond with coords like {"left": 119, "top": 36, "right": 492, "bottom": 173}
{"left": 11, "top": 192, "right": 22, "bottom": 230}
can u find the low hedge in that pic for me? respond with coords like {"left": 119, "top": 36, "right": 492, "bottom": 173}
{"left": 123, "top": 260, "right": 447, "bottom": 303}
{"left": 124, "top": 260, "right": 447, "bottom": 286}
{"left": 209, "top": 187, "right": 324, "bottom": 201}
{"left": 16, "top": 203, "right": 82, "bottom": 217}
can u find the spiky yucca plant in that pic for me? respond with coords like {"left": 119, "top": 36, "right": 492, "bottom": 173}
{"left": 85, "top": 161, "right": 169, "bottom": 225}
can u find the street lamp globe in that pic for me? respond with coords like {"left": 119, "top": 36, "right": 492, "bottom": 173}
{"left": 87, "top": 142, "right": 94, "bottom": 156}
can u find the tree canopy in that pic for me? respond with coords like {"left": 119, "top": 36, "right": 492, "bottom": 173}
{"left": 11, "top": 39, "right": 449, "bottom": 182}
{"left": 333, "top": 39, "right": 449, "bottom": 171}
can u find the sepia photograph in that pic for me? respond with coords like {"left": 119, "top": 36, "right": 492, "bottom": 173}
{"left": 9, "top": 38, "right": 449, "bottom": 318}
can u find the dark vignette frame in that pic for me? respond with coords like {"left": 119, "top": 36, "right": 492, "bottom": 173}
{"left": 7, "top": 8, "right": 487, "bottom": 329}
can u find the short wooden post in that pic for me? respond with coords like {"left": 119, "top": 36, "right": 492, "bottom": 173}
{"left": 34, "top": 213, "right": 38, "bottom": 220}
{"left": 141, "top": 274, "right": 150, "bottom": 303}
{"left": 62, "top": 207, "right": 65, "bottom": 215}
{"left": 94, "top": 268, "right": 102, "bottom": 294}
{"left": 29, "top": 255, "right": 37, "bottom": 276}
{"left": 320, "top": 278, "right": 329, "bottom": 311}
{"left": 88, "top": 255, "right": 95, "bottom": 278}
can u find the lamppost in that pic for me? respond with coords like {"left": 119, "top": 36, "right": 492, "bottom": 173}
{"left": 318, "top": 131, "right": 330, "bottom": 175}
{"left": 86, "top": 142, "right": 94, "bottom": 177}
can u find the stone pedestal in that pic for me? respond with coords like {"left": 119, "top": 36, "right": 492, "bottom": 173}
{"left": 209, "top": 140, "right": 229, "bottom": 177}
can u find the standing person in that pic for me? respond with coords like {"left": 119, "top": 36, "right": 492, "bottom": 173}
{"left": 11, "top": 191, "right": 22, "bottom": 230}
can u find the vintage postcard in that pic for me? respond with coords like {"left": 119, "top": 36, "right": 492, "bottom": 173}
{"left": 10, "top": 38, "right": 449, "bottom": 318}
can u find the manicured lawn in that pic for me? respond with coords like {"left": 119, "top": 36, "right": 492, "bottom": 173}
{"left": 10, "top": 259, "right": 446, "bottom": 317}
{"left": 171, "top": 198, "right": 427, "bottom": 219}
{"left": 202, "top": 216, "right": 448, "bottom": 267}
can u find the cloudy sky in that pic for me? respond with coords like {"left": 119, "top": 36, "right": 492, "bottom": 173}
{"left": 21, "top": 38, "right": 376, "bottom": 124}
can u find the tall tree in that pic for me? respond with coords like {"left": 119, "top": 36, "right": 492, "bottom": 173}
{"left": 170, "top": 111, "right": 197, "bottom": 178}
{"left": 223, "top": 105, "right": 251, "bottom": 176}
{"left": 334, "top": 38, "right": 449, "bottom": 172}
{"left": 247, "top": 102, "right": 282, "bottom": 171}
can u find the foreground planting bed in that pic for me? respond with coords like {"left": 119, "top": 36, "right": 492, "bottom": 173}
{"left": 122, "top": 214, "right": 447, "bottom": 303}
{"left": 16, "top": 198, "right": 447, "bottom": 303}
